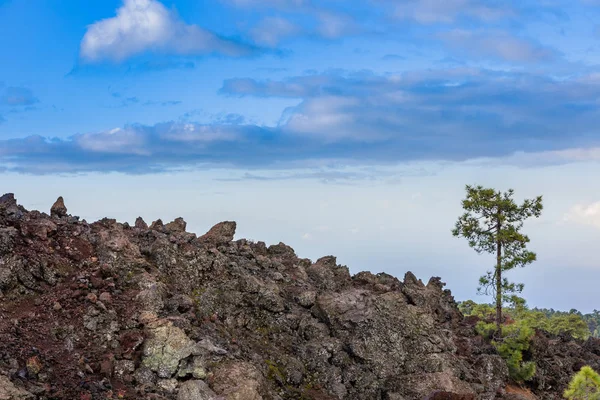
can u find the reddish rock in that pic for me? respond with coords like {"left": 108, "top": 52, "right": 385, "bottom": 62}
{"left": 165, "top": 217, "right": 186, "bottom": 233}
{"left": 90, "top": 276, "right": 103, "bottom": 289}
{"left": 100, "top": 356, "right": 114, "bottom": 378}
{"left": 135, "top": 217, "right": 148, "bottom": 230}
{"left": 86, "top": 293, "right": 97, "bottom": 303}
{"left": 149, "top": 219, "right": 163, "bottom": 230}
{"left": 197, "top": 221, "right": 236, "bottom": 246}
{"left": 99, "top": 292, "right": 112, "bottom": 303}
{"left": 50, "top": 196, "right": 68, "bottom": 218}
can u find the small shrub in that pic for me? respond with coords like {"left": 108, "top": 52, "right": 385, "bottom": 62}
{"left": 493, "top": 322, "right": 536, "bottom": 382}
{"left": 564, "top": 366, "right": 600, "bottom": 400}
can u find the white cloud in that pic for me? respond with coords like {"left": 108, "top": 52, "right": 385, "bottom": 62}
{"left": 301, "top": 232, "right": 313, "bottom": 240}
{"left": 564, "top": 202, "right": 600, "bottom": 229}
{"left": 250, "top": 17, "right": 300, "bottom": 46}
{"left": 76, "top": 127, "right": 149, "bottom": 155}
{"left": 80, "top": 0, "right": 252, "bottom": 62}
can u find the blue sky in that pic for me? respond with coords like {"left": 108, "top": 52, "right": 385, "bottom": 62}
{"left": 2, "top": 0, "right": 600, "bottom": 311}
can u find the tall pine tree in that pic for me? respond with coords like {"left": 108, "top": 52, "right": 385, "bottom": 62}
{"left": 452, "top": 185, "right": 543, "bottom": 334}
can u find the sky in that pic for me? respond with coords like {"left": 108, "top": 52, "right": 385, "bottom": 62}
{"left": 2, "top": 0, "right": 600, "bottom": 312}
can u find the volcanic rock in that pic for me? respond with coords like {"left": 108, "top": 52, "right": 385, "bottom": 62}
{"left": 50, "top": 196, "right": 67, "bottom": 218}
{"left": 0, "top": 192, "right": 595, "bottom": 400}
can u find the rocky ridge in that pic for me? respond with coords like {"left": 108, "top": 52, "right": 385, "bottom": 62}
{"left": 0, "top": 193, "right": 598, "bottom": 400}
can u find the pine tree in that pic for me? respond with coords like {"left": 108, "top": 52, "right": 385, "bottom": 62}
{"left": 452, "top": 185, "right": 543, "bottom": 335}
{"left": 564, "top": 366, "right": 600, "bottom": 400}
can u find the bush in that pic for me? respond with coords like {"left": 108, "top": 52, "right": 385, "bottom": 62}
{"left": 462, "top": 298, "right": 591, "bottom": 383}
{"left": 493, "top": 322, "right": 536, "bottom": 382}
{"left": 564, "top": 366, "right": 600, "bottom": 400}
{"left": 474, "top": 319, "right": 536, "bottom": 382}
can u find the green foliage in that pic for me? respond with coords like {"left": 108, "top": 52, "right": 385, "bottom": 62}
{"left": 548, "top": 314, "right": 590, "bottom": 340}
{"left": 493, "top": 322, "right": 536, "bottom": 382}
{"left": 458, "top": 299, "right": 477, "bottom": 316}
{"left": 462, "top": 297, "right": 592, "bottom": 383}
{"left": 452, "top": 185, "right": 543, "bottom": 332}
{"left": 533, "top": 307, "right": 599, "bottom": 339}
{"left": 475, "top": 320, "right": 497, "bottom": 339}
{"left": 474, "top": 317, "right": 536, "bottom": 382}
{"left": 564, "top": 366, "right": 600, "bottom": 400}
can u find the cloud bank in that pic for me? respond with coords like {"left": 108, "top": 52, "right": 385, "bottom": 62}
{"left": 3, "top": 68, "right": 600, "bottom": 173}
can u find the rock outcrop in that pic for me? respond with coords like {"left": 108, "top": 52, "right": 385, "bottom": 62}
{"left": 0, "top": 194, "right": 593, "bottom": 399}
{"left": 50, "top": 196, "right": 67, "bottom": 218}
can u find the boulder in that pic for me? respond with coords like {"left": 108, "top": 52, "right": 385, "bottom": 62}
{"left": 135, "top": 217, "right": 148, "bottom": 229}
{"left": 177, "top": 380, "right": 218, "bottom": 400}
{"left": 50, "top": 196, "right": 68, "bottom": 218}
{"left": 0, "top": 375, "right": 34, "bottom": 400}
{"left": 0, "top": 194, "right": 16, "bottom": 207}
{"left": 141, "top": 320, "right": 196, "bottom": 378}
{"left": 197, "top": 221, "right": 236, "bottom": 245}
{"left": 165, "top": 217, "right": 186, "bottom": 233}
{"left": 212, "top": 361, "right": 264, "bottom": 400}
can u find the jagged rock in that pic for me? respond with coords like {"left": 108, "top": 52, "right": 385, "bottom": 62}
{"left": 135, "top": 217, "right": 148, "bottom": 229}
{"left": 0, "top": 194, "right": 16, "bottom": 206}
{"left": 157, "top": 378, "right": 178, "bottom": 393}
{"left": 212, "top": 361, "right": 264, "bottom": 400}
{"left": 50, "top": 196, "right": 67, "bottom": 218}
{"left": 0, "top": 193, "right": 593, "bottom": 399}
{"left": 177, "top": 357, "right": 207, "bottom": 379}
{"left": 306, "top": 255, "right": 351, "bottom": 291}
{"left": 20, "top": 219, "right": 57, "bottom": 240}
{"left": 177, "top": 380, "right": 218, "bottom": 400}
{"left": 136, "top": 274, "right": 166, "bottom": 314}
{"left": 197, "top": 221, "right": 236, "bottom": 245}
{"left": 0, "top": 375, "right": 34, "bottom": 399}
{"left": 150, "top": 219, "right": 164, "bottom": 230}
{"left": 165, "top": 217, "right": 186, "bottom": 233}
{"left": 194, "top": 338, "right": 228, "bottom": 356}
{"left": 114, "top": 359, "right": 135, "bottom": 378}
{"left": 142, "top": 320, "right": 196, "bottom": 378}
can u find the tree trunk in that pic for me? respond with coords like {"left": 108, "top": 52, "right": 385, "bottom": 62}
{"left": 496, "top": 219, "right": 502, "bottom": 336}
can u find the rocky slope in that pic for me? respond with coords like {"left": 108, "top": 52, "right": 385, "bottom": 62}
{"left": 0, "top": 193, "right": 597, "bottom": 400}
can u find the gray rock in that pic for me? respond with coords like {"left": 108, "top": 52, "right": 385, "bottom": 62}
{"left": 212, "top": 362, "right": 264, "bottom": 400}
{"left": 177, "top": 380, "right": 218, "bottom": 400}
{"left": 165, "top": 217, "right": 187, "bottom": 233}
{"left": 197, "top": 221, "right": 236, "bottom": 245}
{"left": 142, "top": 320, "right": 196, "bottom": 378}
{"left": 0, "top": 375, "right": 34, "bottom": 399}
